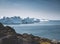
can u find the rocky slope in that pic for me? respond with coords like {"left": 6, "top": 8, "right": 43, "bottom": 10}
{"left": 0, "top": 23, "right": 60, "bottom": 44}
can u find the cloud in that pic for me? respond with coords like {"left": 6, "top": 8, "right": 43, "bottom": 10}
{"left": 0, "top": 0, "right": 60, "bottom": 20}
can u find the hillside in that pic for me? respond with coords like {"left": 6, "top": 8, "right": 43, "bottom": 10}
{"left": 0, "top": 23, "right": 60, "bottom": 44}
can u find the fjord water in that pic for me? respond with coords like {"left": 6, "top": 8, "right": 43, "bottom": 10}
{"left": 6, "top": 21, "right": 60, "bottom": 40}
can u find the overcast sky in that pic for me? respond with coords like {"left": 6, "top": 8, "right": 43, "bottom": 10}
{"left": 0, "top": 0, "right": 60, "bottom": 20}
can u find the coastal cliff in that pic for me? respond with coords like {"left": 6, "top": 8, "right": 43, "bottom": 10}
{"left": 0, "top": 23, "right": 60, "bottom": 44}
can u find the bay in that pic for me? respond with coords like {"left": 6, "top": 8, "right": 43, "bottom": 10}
{"left": 5, "top": 21, "right": 60, "bottom": 40}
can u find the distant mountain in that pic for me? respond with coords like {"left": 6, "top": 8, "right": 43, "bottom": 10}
{"left": 0, "top": 16, "right": 22, "bottom": 24}
{"left": 48, "top": 20, "right": 60, "bottom": 24}
{"left": 0, "top": 16, "right": 40, "bottom": 24}
{"left": 49, "top": 20, "right": 60, "bottom": 22}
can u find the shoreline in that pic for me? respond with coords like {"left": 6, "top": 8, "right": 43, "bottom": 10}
{"left": 4, "top": 23, "right": 60, "bottom": 41}
{"left": 0, "top": 23, "right": 60, "bottom": 44}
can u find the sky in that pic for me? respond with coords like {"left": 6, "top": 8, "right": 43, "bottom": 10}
{"left": 0, "top": 0, "right": 60, "bottom": 20}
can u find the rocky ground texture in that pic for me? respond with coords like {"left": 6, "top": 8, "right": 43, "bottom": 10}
{"left": 0, "top": 23, "right": 60, "bottom": 44}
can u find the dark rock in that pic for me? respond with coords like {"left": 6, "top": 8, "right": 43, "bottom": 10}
{"left": 2, "top": 36, "right": 18, "bottom": 44}
{"left": 57, "top": 42, "right": 60, "bottom": 44}
{"left": 0, "top": 23, "right": 4, "bottom": 28}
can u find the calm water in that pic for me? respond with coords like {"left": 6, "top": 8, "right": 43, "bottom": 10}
{"left": 5, "top": 21, "right": 60, "bottom": 40}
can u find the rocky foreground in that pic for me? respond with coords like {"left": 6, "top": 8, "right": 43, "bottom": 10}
{"left": 0, "top": 23, "right": 60, "bottom": 44}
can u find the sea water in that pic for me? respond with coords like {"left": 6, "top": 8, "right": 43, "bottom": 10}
{"left": 5, "top": 21, "right": 60, "bottom": 40}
